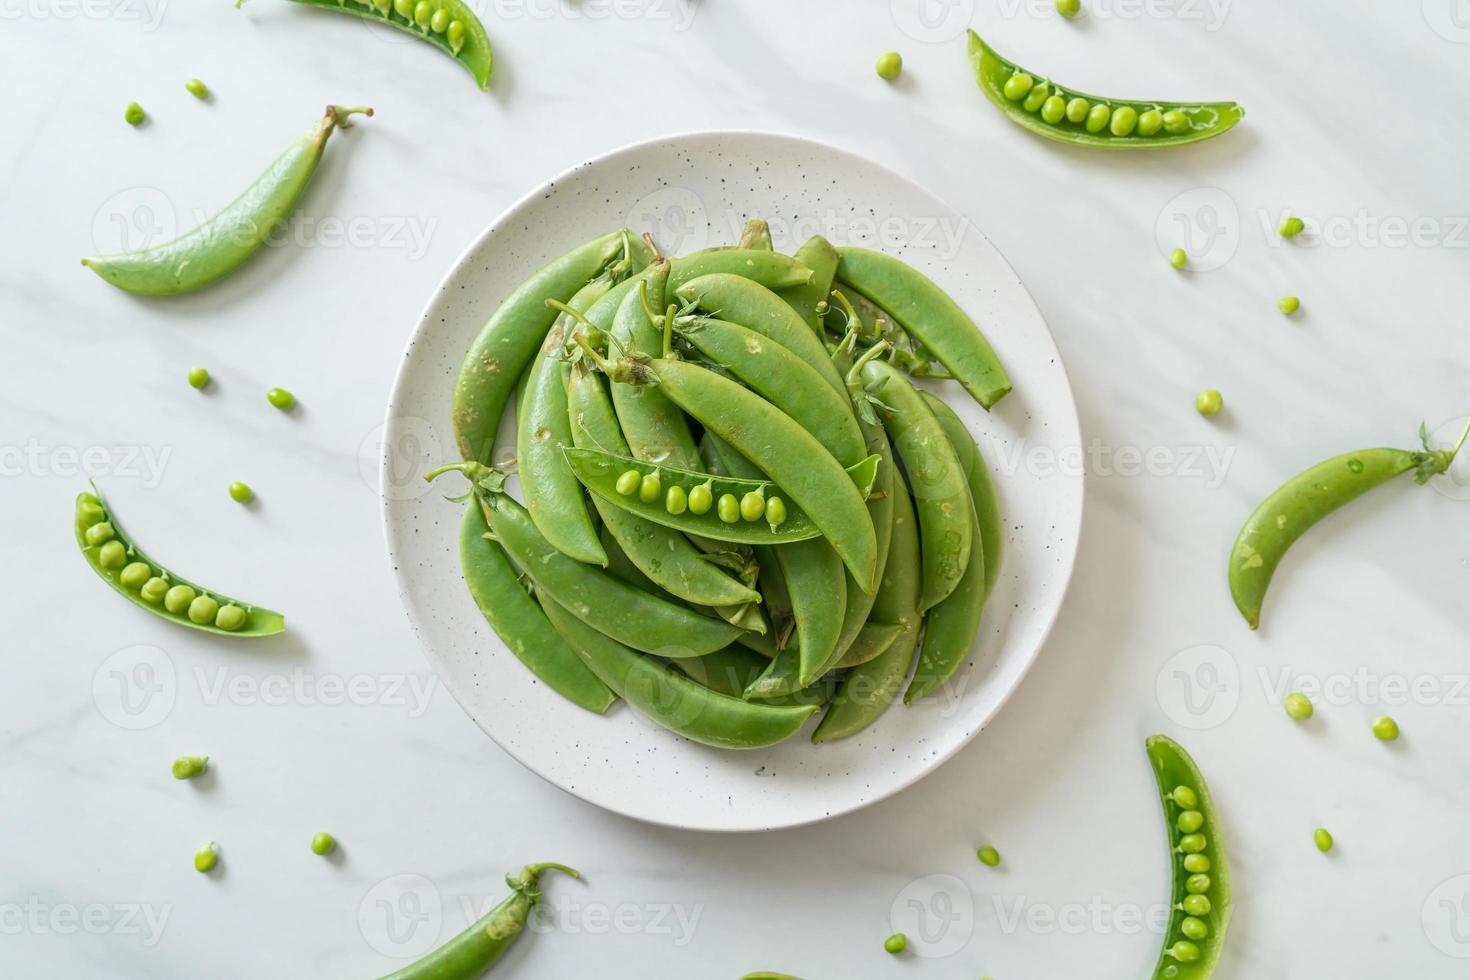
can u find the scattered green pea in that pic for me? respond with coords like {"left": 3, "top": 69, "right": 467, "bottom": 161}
{"left": 1178, "top": 833, "right": 1207, "bottom": 854}
{"left": 1084, "top": 103, "right": 1112, "bottom": 133}
{"left": 1180, "top": 894, "right": 1211, "bottom": 917}
{"left": 140, "top": 577, "right": 169, "bottom": 604}
{"left": 1170, "top": 786, "right": 1198, "bottom": 809}
{"left": 85, "top": 522, "right": 116, "bottom": 546}
{"left": 766, "top": 497, "right": 788, "bottom": 529}
{"left": 1169, "top": 940, "right": 1201, "bottom": 963}
{"left": 739, "top": 490, "right": 765, "bottom": 522}
{"left": 266, "top": 387, "right": 297, "bottom": 411}
{"left": 1041, "top": 95, "right": 1067, "bottom": 124}
{"left": 1195, "top": 389, "right": 1223, "bottom": 418}
{"left": 717, "top": 493, "right": 740, "bottom": 524}
{"left": 1284, "top": 692, "right": 1313, "bottom": 720}
{"left": 1137, "top": 109, "right": 1165, "bottom": 136}
{"left": 228, "top": 481, "right": 253, "bottom": 504}
{"left": 1314, "top": 827, "right": 1334, "bottom": 852}
{"left": 185, "top": 79, "right": 208, "bottom": 99}
{"left": 188, "top": 594, "right": 220, "bottom": 625}
{"left": 1185, "top": 873, "right": 1211, "bottom": 894}
{"left": 1056, "top": 0, "right": 1081, "bottom": 15}
{"left": 310, "top": 831, "right": 337, "bottom": 855}
{"left": 120, "top": 561, "right": 152, "bottom": 590}
{"left": 1180, "top": 917, "right": 1209, "bottom": 941}
{"left": 977, "top": 845, "right": 1001, "bottom": 867}
{"left": 1182, "top": 853, "right": 1210, "bottom": 873}
{"left": 1177, "top": 810, "right": 1204, "bottom": 834}
{"left": 615, "top": 470, "right": 641, "bottom": 496}
{"left": 1372, "top": 716, "right": 1400, "bottom": 741}
{"left": 164, "top": 584, "right": 196, "bottom": 614}
{"left": 638, "top": 472, "right": 662, "bottom": 504}
{"left": 1279, "top": 216, "right": 1305, "bottom": 238}
{"left": 1065, "top": 97, "right": 1090, "bottom": 123}
{"left": 194, "top": 842, "right": 219, "bottom": 873}
{"left": 1169, "top": 248, "right": 1187, "bottom": 270}
{"left": 172, "top": 755, "right": 208, "bottom": 779}
{"left": 215, "top": 605, "right": 247, "bottom": 631}
{"left": 883, "top": 933, "right": 907, "bottom": 954}
{"left": 124, "top": 102, "right": 146, "bottom": 126}
{"left": 1003, "top": 71, "right": 1035, "bottom": 101}
{"left": 876, "top": 51, "right": 902, "bottom": 81}
{"left": 187, "top": 366, "right": 210, "bottom": 389}
{"left": 1278, "top": 295, "right": 1301, "bottom": 315}
{"left": 1110, "top": 105, "right": 1139, "bottom": 137}
{"left": 1162, "top": 110, "right": 1190, "bottom": 134}
{"left": 98, "top": 540, "right": 127, "bottom": 569}
{"left": 688, "top": 482, "right": 713, "bottom": 515}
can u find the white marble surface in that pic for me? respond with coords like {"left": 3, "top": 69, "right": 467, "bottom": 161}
{"left": 4, "top": 1, "right": 1470, "bottom": 977}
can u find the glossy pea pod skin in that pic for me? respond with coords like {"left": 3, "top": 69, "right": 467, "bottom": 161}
{"left": 377, "top": 864, "right": 577, "bottom": 980}
{"left": 1146, "top": 735, "right": 1231, "bottom": 980}
{"left": 81, "top": 105, "right": 372, "bottom": 296}
{"left": 74, "top": 489, "right": 284, "bottom": 637}
{"left": 922, "top": 391, "right": 1002, "bottom": 598}
{"left": 830, "top": 621, "right": 904, "bottom": 670}
{"left": 606, "top": 263, "right": 701, "bottom": 469}
{"left": 1229, "top": 447, "right": 1438, "bottom": 630}
{"left": 778, "top": 235, "right": 841, "bottom": 332}
{"left": 453, "top": 231, "right": 626, "bottom": 464}
{"left": 538, "top": 595, "right": 819, "bottom": 750}
{"left": 284, "top": 0, "right": 493, "bottom": 91}
{"left": 837, "top": 247, "right": 1011, "bottom": 410}
{"left": 672, "top": 645, "right": 832, "bottom": 708}
{"left": 665, "top": 249, "right": 812, "bottom": 294}
{"left": 967, "top": 30, "right": 1244, "bottom": 149}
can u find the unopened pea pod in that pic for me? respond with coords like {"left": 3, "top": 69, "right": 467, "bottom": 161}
{"left": 1146, "top": 735, "right": 1232, "bottom": 979}
{"left": 606, "top": 265, "right": 702, "bottom": 469}
{"left": 378, "top": 864, "right": 577, "bottom": 980}
{"left": 967, "top": 31, "right": 1244, "bottom": 149}
{"left": 665, "top": 249, "right": 813, "bottom": 293}
{"left": 861, "top": 359, "right": 972, "bottom": 610}
{"left": 538, "top": 597, "right": 818, "bottom": 750}
{"left": 81, "top": 105, "right": 372, "bottom": 296}
{"left": 74, "top": 487, "right": 284, "bottom": 637}
{"left": 600, "top": 524, "right": 768, "bottom": 637}
{"left": 921, "top": 392, "right": 1003, "bottom": 598}
{"left": 273, "top": 0, "right": 492, "bottom": 91}
{"left": 838, "top": 246, "right": 1011, "bottom": 410}
{"left": 563, "top": 448, "right": 880, "bottom": 545}
{"left": 672, "top": 645, "right": 833, "bottom": 708}
{"left": 566, "top": 363, "right": 760, "bottom": 608}
{"left": 778, "top": 235, "right": 841, "bottom": 332}
{"left": 674, "top": 273, "right": 848, "bottom": 397}
{"left": 453, "top": 231, "right": 626, "bottom": 463}
{"left": 738, "top": 218, "right": 773, "bottom": 251}
{"left": 831, "top": 621, "right": 904, "bottom": 670}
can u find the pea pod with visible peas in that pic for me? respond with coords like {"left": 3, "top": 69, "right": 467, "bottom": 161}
{"left": 81, "top": 105, "right": 372, "bottom": 296}
{"left": 967, "top": 31, "right": 1244, "bottom": 149}
{"left": 74, "top": 487, "right": 284, "bottom": 637}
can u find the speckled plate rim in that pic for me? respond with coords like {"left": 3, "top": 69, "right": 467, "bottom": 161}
{"left": 380, "top": 129, "right": 1084, "bottom": 832}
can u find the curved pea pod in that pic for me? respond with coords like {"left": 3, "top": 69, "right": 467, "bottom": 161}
{"left": 737, "top": 218, "right": 773, "bottom": 251}
{"left": 458, "top": 495, "right": 614, "bottom": 714}
{"left": 778, "top": 235, "right": 841, "bottom": 332}
{"left": 563, "top": 448, "right": 880, "bottom": 546}
{"left": 538, "top": 596, "right": 819, "bottom": 750}
{"left": 838, "top": 246, "right": 1011, "bottom": 410}
{"left": 967, "top": 30, "right": 1244, "bottom": 149}
{"left": 74, "top": 487, "right": 284, "bottom": 637}
{"left": 922, "top": 391, "right": 1002, "bottom": 598}
{"left": 453, "top": 231, "right": 626, "bottom": 464}
{"left": 666, "top": 248, "right": 813, "bottom": 293}
{"left": 377, "top": 863, "right": 577, "bottom": 980}
{"left": 1146, "top": 735, "right": 1232, "bottom": 979}
{"left": 672, "top": 646, "right": 832, "bottom": 708}
{"left": 81, "top": 105, "right": 372, "bottom": 296}
{"left": 744, "top": 538, "right": 846, "bottom": 697}
{"left": 823, "top": 402, "right": 896, "bottom": 670}
{"left": 278, "top": 0, "right": 493, "bottom": 91}
{"left": 831, "top": 621, "right": 904, "bottom": 670}
{"left": 606, "top": 263, "right": 701, "bottom": 469}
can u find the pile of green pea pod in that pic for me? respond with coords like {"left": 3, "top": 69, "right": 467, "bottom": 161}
{"left": 427, "top": 221, "right": 1012, "bottom": 750}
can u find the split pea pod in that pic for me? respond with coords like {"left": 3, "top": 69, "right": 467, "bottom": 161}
{"left": 377, "top": 864, "right": 578, "bottom": 980}
{"left": 861, "top": 359, "right": 972, "bottom": 610}
{"left": 606, "top": 264, "right": 701, "bottom": 468}
{"left": 278, "top": 0, "right": 493, "bottom": 91}
{"left": 837, "top": 247, "right": 1011, "bottom": 410}
{"left": 538, "top": 597, "right": 819, "bottom": 750}
{"left": 778, "top": 235, "right": 841, "bottom": 333}
{"left": 81, "top": 105, "right": 372, "bottom": 296}
{"left": 922, "top": 391, "right": 1003, "bottom": 598}
{"left": 453, "top": 231, "right": 626, "bottom": 463}
{"left": 665, "top": 249, "right": 813, "bottom": 293}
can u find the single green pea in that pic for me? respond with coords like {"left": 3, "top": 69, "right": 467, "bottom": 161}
{"left": 1195, "top": 390, "right": 1223, "bottom": 418}
{"left": 1022, "top": 81, "right": 1051, "bottom": 113}
{"left": 1185, "top": 873, "right": 1211, "bottom": 895}
{"left": 393, "top": 0, "right": 412, "bottom": 16}
{"left": 688, "top": 482, "right": 713, "bottom": 515}
{"left": 1279, "top": 216, "right": 1305, "bottom": 238}
{"left": 429, "top": 6, "right": 449, "bottom": 31}
{"left": 1110, "top": 105, "right": 1139, "bottom": 137}
{"left": 1065, "top": 97, "right": 1090, "bottom": 123}
{"left": 185, "top": 79, "right": 208, "bottom": 99}
{"left": 78, "top": 495, "right": 104, "bottom": 521}
{"left": 1178, "top": 833, "right": 1207, "bottom": 854}
{"left": 172, "top": 755, "right": 208, "bottom": 779}
{"left": 665, "top": 485, "right": 688, "bottom": 515}
{"left": 638, "top": 472, "right": 662, "bottom": 504}
{"left": 1169, "top": 941, "right": 1201, "bottom": 963}
{"left": 615, "top": 470, "right": 641, "bottom": 496}
{"left": 194, "top": 842, "right": 219, "bottom": 874}
{"left": 140, "top": 577, "right": 169, "bottom": 604}
{"left": 1137, "top": 109, "right": 1165, "bottom": 136}
{"left": 1182, "top": 853, "right": 1210, "bottom": 873}
{"left": 1180, "top": 917, "right": 1209, "bottom": 941}
{"left": 187, "top": 366, "right": 210, "bottom": 389}
{"left": 447, "top": 19, "right": 466, "bottom": 52}
{"left": 228, "top": 481, "right": 253, "bottom": 504}
{"left": 883, "top": 933, "right": 907, "bottom": 954}
{"left": 373, "top": 0, "right": 391, "bottom": 11}
{"left": 1003, "top": 72, "right": 1035, "bottom": 101}
{"left": 1084, "top": 103, "right": 1112, "bottom": 133}
{"left": 120, "top": 561, "right": 152, "bottom": 590}
{"left": 1169, "top": 248, "right": 1187, "bottom": 270}
{"left": 188, "top": 594, "right": 220, "bottom": 625}
{"left": 766, "top": 497, "right": 788, "bottom": 529}
{"left": 1278, "top": 295, "right": 1301, "bottom": 315}
{"left": 164, "top": 584, "right": 197, "bottom": 614}
{"left": 310, "top": 831, "right": 337, "bottom": 855}
{"left": 977, "top": 845, "right": 1001, "bottom": 867}
{"left": 98, "top": 540, "right": 127, "bottom": 569}
{"left": 1284, "top": 692, "right": 1313, "bottom": 720}
{"left": 85, "top": 522, "right": 116, "bottom": 546}
{"left": 1372, "top": 716, "right": 1400, "bottom": 741}
{"left": 1162, "top": 110, "right": 1190, "bottom": 134}
{"left": 739, "top": 490, "right": 765, "bottom": 522}
{"left": 266, "top": 387, "right": 297, "bottom": 411}
{"left": 413, "top": 0, "right": 432, "bottom": 28}
{"left": 215, "top": 605, "right": 247, "bottom": 631}
{"left": 124, "top": 102, "right": 145, "bottom": 126}
{"left": 1314, "top": 827, "right": 1334, "bottom": 852}
{"left": 1177, "top": 810, "right": 1204, "bottom": 834}
{"left": 1041, "top": 95, "right": 1067, "bottom": 124}
{"left": 1171, "top": 786, "right": 1198, "bottom": 809}
{"left": 717, "top": 493, "right": 740, "bottom": 524}
{"left": 875, "top": 51, "right": 902, "bottom": 81}
{"left": 1180, "top": 894, "right": 1211, "bottom": 917}
{"left": 1056, "top": 0, "right": 1081, "bottom": 15}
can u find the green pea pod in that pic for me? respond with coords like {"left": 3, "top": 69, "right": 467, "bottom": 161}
{"left": 922, "top": 392, "right": 1003, "bottom": 598}
{"left": 1229, "top": 424, "right": 1466, "bottom": 629}
{"left": 861, "top": 359, "right": 972, "bottom": 610}
{"left": 779, "top": 235, "right": 840, "bottom": 333}
{"left": 738, "top": 218, "right": 773, "bottom": 251}
{"left": 81, "top": 105, "right": 372, "bottom": 296}
{"left": 377, "top": 863, "right": 577, "bottom": 980}
{"left": 566, "top": 363, "right": 760, "bottom": 608}
{"left": 538, "top": 596, "right": 819, "bottom": 750}
{"left": 598, "top": 524, "right": 767, "bottom": 638}
{"left": 672, "top": 645, "right": 832, "bottom": 708}
{"left": 606, "top": 263, "right": 701, "bottom": 469}
{"left": 838, "top": 246, "right": 1011, "bottom": 410}
{"left": 831, "top": 283, "right": 948, "bottom": 379}
{"left": 278, "top": 0, "right": 493, "bottom": 91}
{"left": 458, "top": 494, "right": 614, "bottom": 714}
{"left": 74, "top": 487, "right": 284, "bottom": 637}
{"left": 830, "top": 621, "right": 904, "bottom": 670}
{"left": 453, "top": 231, "right": 626, "bottom": 464}
{"left": 562, "top": 448, "right": 880, "bottom": 546}
{"left": 665, "top": 249, "right": 812, "bottom": 293}
{"left": 1145, "top": 735, "right": 1231, "bottom": 979}
{"left": 968, "top": 30, "right": 1244, "bottom": 150}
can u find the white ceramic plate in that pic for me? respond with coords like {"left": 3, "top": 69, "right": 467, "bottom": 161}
{"left": 381, "top": 131, "right": 1082, "bottom": 832}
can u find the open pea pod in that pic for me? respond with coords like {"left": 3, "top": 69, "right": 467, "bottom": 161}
{"left": 562, "top": 448, "right": 880, "bottom": 545}
{"left": 967, "top": 31, "right": 1244, "bottom": 149}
